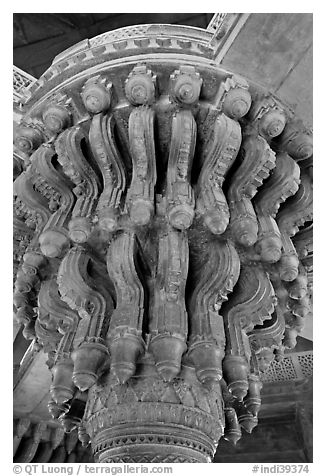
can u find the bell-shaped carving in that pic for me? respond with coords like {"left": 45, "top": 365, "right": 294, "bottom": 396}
{"left": 236, "top": 404, "right": 258, "bottom": 434}
{"left": 125, "top": 64, "right": 156, "bottom": 105}
{"left": 188, "top": 342, "right": 224, "bottom": 384}
{"left": 170, "top": 65, "right": 202, "bottom": 106}
{"left": 149, "top": 335, "right": 186, "bottom": 382}
{"left": 50, "top": 358, "right": 76, "bottom": 404}
{"left": 42, "top": 104, "right": 71, "bottom": 134}
{"left": 109, "top": 334, "right": 144, "bottom": 385}
{"left": 78, "top": 426, "right": 90, "bottom": 447}
{"left": 223, "top": 355, "right": 249, "bottom": 401}
{"left": 223, "top": 407, "right": 242, "bottom": 445}
{"left": 71, "top": 341, "right": 109, "bottom": 392}
{"left": 244, "top": 374, "right": 262, "bottom": 417}
{"left": 81, "top": 76, "right": 112, "bottom": 114}
{"left": 14, "top": 124, "right": 44, "bottom": 155}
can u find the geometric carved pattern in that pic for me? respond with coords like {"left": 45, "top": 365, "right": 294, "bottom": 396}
{"left": 297, "top": 352, "right": 313, "bottom": 378}
{"left": 260, "top": 351, "right": 312, "bottom": 383}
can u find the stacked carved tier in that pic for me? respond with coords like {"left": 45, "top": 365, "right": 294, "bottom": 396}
{"left": 13, "top": 29, "right": 312, "bottom": 463}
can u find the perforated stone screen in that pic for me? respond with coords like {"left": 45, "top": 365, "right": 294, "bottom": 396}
{"left": 261, "top": 351, "right": 313, "bottom": 382}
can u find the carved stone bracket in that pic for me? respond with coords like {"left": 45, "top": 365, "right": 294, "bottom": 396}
{"left": 166, "top": 109, "right": 196, "bottom": 230}
{"left": 126, "top": 107, "right": 156, "bottom": 225}
{"left": 89, "top": 113, "right": 126, "bottom": 232}
{"left": 30, "top": 145, "right": 76, "bottom": 258}
{"left": 106, "top": 232, "right": 146, "bottom": 384}
{"left": 55, "top": 126, "right": 101, "bottom": 243}
{"left": 254, "top": 152, "right": 300, "bottom": 263}
{"left": 196, "top": 113, "right": 241, "bottom": 235}
{"left": 149, "top": 229, "right": 188, "bottom": 381}
{"left": 188, "top": 239, "right": 240, "bottom": 385}
{"left": 227, "top": 134, "right": 276, "bottom": 246}
{"left": 58, "top": 246, "right": 114, "bottom": 391}
{"left": 222, "top": 266, "right": 276, "bottom": 400}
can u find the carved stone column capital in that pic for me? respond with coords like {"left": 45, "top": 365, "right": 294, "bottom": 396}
{"left": 14, "top": 22, "right": 313, "bottom": 464}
